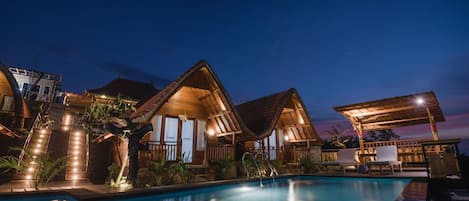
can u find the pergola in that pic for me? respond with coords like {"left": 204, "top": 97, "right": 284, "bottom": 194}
{"left": 334, "top": 91, "right": 445, "bottom": 155}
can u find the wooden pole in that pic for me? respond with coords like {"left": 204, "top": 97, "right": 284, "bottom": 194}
{"left": 425, "top": 106, "right": 439, "bottom": 140}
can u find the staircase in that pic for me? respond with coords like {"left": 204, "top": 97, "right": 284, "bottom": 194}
{"left": 18, "top": 128, "right": 52, "bottom": 182}
{"left": 64, "top": 129, "right": 88, "bottom": 181}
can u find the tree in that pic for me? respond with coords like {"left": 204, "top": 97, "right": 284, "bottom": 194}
{"left": 365, "top": 129, "right": 400, "bottom": 142}
{"left": 81, "top": 96, "right": 152, "bottom": 187}
{"left": 323, "top": 125, "right": 352, "bottom": 149}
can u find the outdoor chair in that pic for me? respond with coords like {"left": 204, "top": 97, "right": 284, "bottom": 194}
{"left": 366, "top": 145, "right": 403, "bottom": 174}
{"left": 322, "top": 148, "right": 359, "bottom": 174}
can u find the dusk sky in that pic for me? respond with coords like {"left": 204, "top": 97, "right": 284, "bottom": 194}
{"left": 1, "top": 1, "right": 468, "bottom": 143}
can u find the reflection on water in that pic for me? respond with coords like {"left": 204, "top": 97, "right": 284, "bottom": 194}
{"left": 119, "top": 177, "right": 411, "bottom": 201}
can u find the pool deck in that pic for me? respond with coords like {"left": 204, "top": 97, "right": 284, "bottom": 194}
{"left": 0, "top": 171, "right": 430, "bottom": 201}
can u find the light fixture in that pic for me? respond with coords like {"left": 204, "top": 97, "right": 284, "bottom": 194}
{"left": 207, "top": 128, "right": 215, "bottom": 136}
{"left": 178, "top": 111, "right": 188, "bottom": 122}
{"left": 284, "top": 135, "right": 289, "bottom": 141}
{"left": 416, "top": 97, "right": 425, "bottom": 105}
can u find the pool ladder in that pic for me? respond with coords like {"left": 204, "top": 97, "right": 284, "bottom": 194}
{"left": 242, "top": 151, "right": 279, "bottom": 187}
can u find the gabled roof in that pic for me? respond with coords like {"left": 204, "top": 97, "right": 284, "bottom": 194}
{"left": 236, "top": 89, "right": 292, "bottom": 136}
{"left": 334, "top": 91, "right": 444, "bottom": 131}
{"left": 131, "top": 61, "right": 254, "bottom": 138}
{"left": 236, "top": 88, "right": 321, "bottom": 143}
{"left": 86, "top": 77, "right": 159, "bottom": 104}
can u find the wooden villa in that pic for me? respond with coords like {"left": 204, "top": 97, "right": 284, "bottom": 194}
{"left": 0, "top": 63, "right": 31, "bottom": 136}
{"left": 235, "top": 88, "right": 322, "bottom": 164}
{"left": 131, "top": 60, "right": 250, "bottom": 165}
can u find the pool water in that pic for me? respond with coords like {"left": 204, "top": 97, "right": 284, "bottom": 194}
{"left": 0, "top": 194, "right": 76, "bottom": 201}
{"left": 117, "top": 176, "right": 411, "bottom": 201}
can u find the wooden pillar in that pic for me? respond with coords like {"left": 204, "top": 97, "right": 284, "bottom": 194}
{"left": 425, "top": 106, "right": 439, "bottom": 140}
{"left": 353, "top": 117, "right": 365, "bottom": 163}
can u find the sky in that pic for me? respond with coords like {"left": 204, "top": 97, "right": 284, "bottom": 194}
{"left": 1, "top": 0, "right": 469, "bottom": 145}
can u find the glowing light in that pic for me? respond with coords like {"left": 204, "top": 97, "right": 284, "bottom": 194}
{"left": 74, "top": 141, "right": 80, "bottom": 145}
{"left": 38, "top": 139, "right": 43, "bottom": 143}
{"left": 62, "top": 126, "right": 69, "bottom": 131}
{"left": 73, "top": 156, "right": 78, "bottom": 160}
{"left": 73, "top": 161, "right": 79, "bottom": 166}
{"left": 73, "top": 168, "right": 78, "bottom": 172}
{"left": 238, "top": 186, "right": 253, "bottom": 192}
{"left": 36, "top": 144, "right": 41, "bottom": 148}
{"left": 40, "top": 129, "right": 47, "bottom": 134}
{"left": 72, "top": 175, "right": 78, "bottom": 180}
{"left": 39, "top": 134, "right": 45, "bottom": 138}
{"left": 207, "top": 129, "right": 215, "bottom": 136}
{"left": 74, "top": 131, "right": 81, "bottom": 136}
{"left": 416, "top": 97, "right": 425, "bottom": 105}
{"left": 284, "top": 135, "right": 290, "bottom": 141}
{"left": 28, "top": 167, "right": 34, "bottom": 172}
{"left": 34, "top": 149, "right": 40, "bottom": 153}
{"left": 74, "top": 150, "right": 79, "bottom": 155}
{"left": 25, "top": 175, "right": 32, "bottom": 180}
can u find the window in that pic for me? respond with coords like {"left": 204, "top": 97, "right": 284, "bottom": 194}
{"left": 44, "top": 86, "right": 50, "bottom": 95}
{"left": 30, "top": 85, "right": 40, "bottom": 92}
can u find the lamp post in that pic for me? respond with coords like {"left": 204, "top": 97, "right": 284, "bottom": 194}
{"left": 416, "top": 98, "right": 439, "bottom": 140}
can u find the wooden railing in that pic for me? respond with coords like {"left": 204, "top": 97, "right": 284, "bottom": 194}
{"left": 207, "top": 145, "right": 235, "bottom": 160}
{"left": 139, "top": 143, "right": 178, "bottom": 162}
{"left": 321, "top": 139, "right": 440, "bottom": 165}
{"left": 139, "top": 142, "right": 235, "bottom": 162}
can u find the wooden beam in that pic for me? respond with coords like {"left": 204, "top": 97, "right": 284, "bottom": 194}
{"left": 216, "top": 130, "right": 243, "bottom": 137}
{"left": 345, "top": 105, "right": 415, "bottom": 118}
{"left": 363, "top": 116, "right": 428, "bottom": 126}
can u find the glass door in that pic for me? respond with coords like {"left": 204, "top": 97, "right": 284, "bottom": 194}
{"left": 181, "top": 120, "right": 194, "bottom": 162}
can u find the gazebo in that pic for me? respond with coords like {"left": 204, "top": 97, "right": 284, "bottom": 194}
{"left": 334, "top": 91, "right": 445, "bottom": 158}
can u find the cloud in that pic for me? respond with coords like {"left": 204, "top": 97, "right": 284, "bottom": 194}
{"left": 97, "top": 62, "right": 172, "bottom": 88}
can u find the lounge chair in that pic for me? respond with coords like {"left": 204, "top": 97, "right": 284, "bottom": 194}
{"left": 322, "top": 148, "right": 359, "bottom": 174}
{"left": 366, "top": 145, "right": 403, "bottom": 174}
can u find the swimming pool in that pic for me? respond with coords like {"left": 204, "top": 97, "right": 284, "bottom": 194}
{"left": 0, "top": 193, "right": 76, "bottom": 201}
{"left": 114, "top": 176, "right": 411, "bottom": 201}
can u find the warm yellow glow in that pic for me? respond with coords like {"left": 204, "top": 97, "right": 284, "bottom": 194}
{"left": 73, "top": 168, "right": 78, "bottom": 172}
{"left": 36, "top": 144, "right": 41, "bottom": 148}
{"left": 73, "top": 161, "right": 79, "bottom": 166}
{"left": 28, "top": 167, "right": 34, "bottom": 172}
{"left": 284, "top": 135, "right": 289, "bottom": 141}
{"left": 34, "top": 149, "right": 40, "bottom": 153}
{"left": 39, "top": 134, "right": 45, "bottom": 138}
{"left": 74, "top": 141, "right": 80, "bottom": 145}
{"left": 25, "top": 175, "right": 32, "bottom": 180}
{"left": 74, "top": 150, "right": 79, "bottom": 155}
{"left": 100, "top": 95, "right": 106, "bottom": 99}
{"left": 38, "top": 139, "right": 43, "bottom": 143}
{"left": 74, "top": 131, "right": 81, "bottom": 136}
{"left": 72, "top": 175, "right": 78, "bottom": 180}
{"left": 297, "top": 112, "right": 305, "bottom": 124}
{"left": 62, "top": 126, "right": 69, "bottom": 131}
{"left": 73, "top": 156, "right": 78, "bottom": 160}
{"left": 40, "top": 129, "right": 47, "bottom": 134}
{"left": 207, "top": 128, "right": 215, "bottom": 136}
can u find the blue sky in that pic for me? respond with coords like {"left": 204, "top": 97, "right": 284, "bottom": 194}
{"left": 1, "top": 0, "right": 469, "bottom": 140}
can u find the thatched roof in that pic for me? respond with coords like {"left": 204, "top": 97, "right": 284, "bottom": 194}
{"left": 86, "top": 77, "right": 159, "bottom": 104}
{"left": 131, "top": 60, "right": 257, "bottom": 141}
{"left": 236, "top": 88, "right": 321, "bottom": 144}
